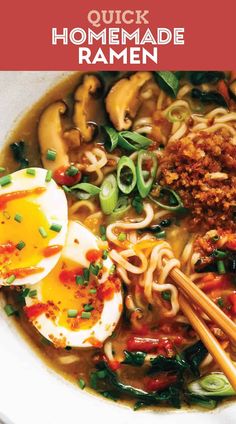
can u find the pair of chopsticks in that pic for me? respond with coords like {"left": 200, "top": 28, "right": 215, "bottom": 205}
{"left": 169, "top": 267, "right": 236, "bottom": 390}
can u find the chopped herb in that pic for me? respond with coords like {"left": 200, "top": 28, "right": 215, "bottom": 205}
{"left": 16, "top": 240, "right": 26, "bottom": 250}
{"left": 38, "top": 227, "right": 48, "bottom": 238}
{"left": 10, "top": 141, "right": 29, "bottom": 169}
{"left": 118, "top": 232, "right": 126, "bottom": 242}
{"left": 4, "top": 304, "right": 17, "bottom": 316}
{"left": 66, "top": 166, "right": 78, "bottom": 176}
{"left": 62, "top": 185, "right": 71, "bottom": 193}
{"left": 212, "top": 249, "right": 227, "bottom": 259}
{"left": 109, "top": 264, "right": 116, "bottom": 275}
{"left": 20, "top": 288, "right": 30, "bottom": 298}
{"left": 155, "top": 230, "right": 166, "bottom": 239}
{"left": 102, "top": 250, "right": 108, "bottom": 260}
{"left": 217, "top": 297, "right": 224, "bottom": 308}
{"left": 76, "top": 275, "right": 85, "bottom": 285}
{"left": 96, "top": 370, "right": 107, "bottom": 379}
{"left": 89, "top": 263, "right": 100, "bottom": 276}
{"left": 162, "top": 291, "right": 171, "bottom": 301}
{"left": 0, "top": 174, "right": 12, "bottom": 187}
{"left": 123, "top": 351, "right": 146, "bottom": 366}
{"left": 78, "top": 378, "right": 86, "bottom": 390}
{"left": 100, "top": 225, "right": 106, "bottom": 236}
{"left": 29, "top": 289, "right": 37, "bottom": 298}
{"left": 89, "top": 288, "right": 97, "bottom": 294}
{"left": 14, "top": 213, "right": 23, "bottom": 223}
{"left": 81, "top": 311, "right": 91, "bottom": 319}
{"left": 45, "top": 170, "right": 52, "bottom": 182}
{"left": 84, "top": 303, "right": 94, "bottom": 312}
{"left": 83, "top": 268, "right": 90, "bottom": 281}
{"left": 0, "top": 167, "right": 6, "bottom": 173}
{"left": 50, "top": 223, "right": 62, "bottom": 233}
{"left": 217, "top": 260, "right": 226, "bottom": 275}
{"left": 26, "top": 168, "right": 36, "bottom": 176}
{"left": 46, "top": 149, "right": 57, "bottom": 161}
{"left": 132, "top": 195, "right": 144, "bottom": 214}
{"left": 100, "top": 391, "right": 118, "bottom": 401}
{"left": 67, "top": 309, "right": 78, "bottom": 318}
{"left": 6, "top": 275, "right": 16, "bottom": 285}
{"left": 211, "top": 235, "right": 220, "bottom": 243}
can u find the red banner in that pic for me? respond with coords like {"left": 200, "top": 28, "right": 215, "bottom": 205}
{"left": 0, "top": 0, "right": 235, "bottom": 70}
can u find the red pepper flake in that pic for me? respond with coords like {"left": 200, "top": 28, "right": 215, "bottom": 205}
{"left": 126, "top": 336, "right": 175, "bottom": 356}
{"left": 108, "top": 360, "right": 121, "bottom": 371}
{"left": 0, "top": 241, "right": 16, "bottom": 254}
{"left": 3, "top": 266, "right": 44, "bottom": 279}
{"left": 86, "top": 249, "right": 102, "bottom": 263}
{"left": 24, "top": 303, "right": 48, "bottom": 320}
{"left": 43, "top": 244, "right": 63, "bottom": 257}
{"left": 0, "top": 187, "right": 46, "bottom": 210}
{"left": 59, "top": 267, "right": 83, "bottom": 284}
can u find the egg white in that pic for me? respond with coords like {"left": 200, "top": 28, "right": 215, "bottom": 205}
{"left": 25, "top": 221, "right": 123, "bottom": 348}
{"left": 0, "top": 167, "right": 68, "bottom": 286}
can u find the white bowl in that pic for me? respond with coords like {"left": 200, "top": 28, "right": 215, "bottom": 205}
{"left": 0, "top": 71, "right": 235, "bottom": 424}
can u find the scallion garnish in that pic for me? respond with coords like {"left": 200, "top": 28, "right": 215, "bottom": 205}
{"left": 81, "top": 311, "right": 91, "bottom": 319}
{"left": 0, "top": 167, "right": 5, "bottom": 173}
{"left": 50, "top": 223, "right": 62, "bottom": 233}
{"left": 212, "top": 250, "right": 227, "bottom": 259}
{"left": 16, "top": 240, "right": 26, "bottom": 250}
{"left": 109, "top": 264, "right": 116, "bottom": 275}
{"left": 78, "top": 378, "right": 86, "bottom": 390}
{"left": 66, "top": 166, "right": 78, "bottom": 176}
{"left": 38, "top": 226, "right": 48, "bottom": 238}
{"left": 136, "top": 150, "right": 158, "bottom": 198}
{"left": 29, "top": 289, "right": 37, "bottom": 298}
{"left": 62, "top": 185, "right": 71, "bottom": 193}
{"left": 76, "top": 275, "right": 85, "bottom": 285}
{"left": 83, "top": 268, "right": 90, "bottom": 281}
{"left": 217, "top": 297, "right": 224, "bottom": 308}
{"left": 6, "top": 275, "right": 16, "bottom": 285}
{"left": 118, "top": 232, "right": 126, "bottom": 242}
{"left": 84, "top": 304, "right": 94, "bottom": 312}
{"left": 99, "top": 174, "right": 118, "bottom": 215}
{"left": 89, "top": 288, "right": 97, "bottom": 294}
{"left": 67, "top": 309, "right": 78, "bottom": 318}
{"left": 0, "top": 174, "right": 12, "bottom": 187}
{"left": 117, "top": 156, "right": 137, "bottom": 194}
{"left": 46, "top": 149, "right": 57, "bottom": 161}
{"left": 14, "top": 213, "right": 23, "bottom": 223}
{"left": 45, "top": 170, "right": 52, "bottom": 182}
{"left": 162, "top": 291, "right": 171, "bottom": 301}
{"left": 102, "top": 250, "right": 108, "bottom": 260}
{"left": 217, "top": 260, "right": 226, "bottom": 275}
{"left": 89, "top": 263, "right": 100, "bottom": 276}
{"left": 26, "top": 168, "right": 36, "bottom": 176}
{"left": 4, "top": 304, "right": 17, "bottom": 316}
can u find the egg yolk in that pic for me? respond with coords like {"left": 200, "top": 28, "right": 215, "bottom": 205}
{"left": 0, "top": 195, "right": 56, "bottom": 277}
{"left": 41, "top": 259, "right": 104, "bottom": 331}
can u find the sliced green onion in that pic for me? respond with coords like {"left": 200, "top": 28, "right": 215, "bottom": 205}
{"left": 50, "top": 223, "right": 62, "bottom": 233}
{"left": 6, "top": 275, "right": 16, "bottom": 285}
{"left": 102, "top": 125, "right": 119, "bottom": 152}
{"left": 76, "top": 275, "right": 85, "bottom": 285}
{"left": 117, "top": 156, "right": 136, "bottom": 194}
{"left": 66, "top": 165, "right": 79, "bottom": 176}
{"left": 217, "top": 297, "right": 224, "bottom": 308}
{"left": 166, "top": 105, "right": 189, "bottom": 123}
{"left": 161, "top": 291, "right": 171, "bottom": 301}
{"left": 132, "top": 196, "right": 144, "bottom": 214}
{"left": 89, "top": 263, "right": 100, "bottom": 276}
{"left": 67, "top": 309, "right": 78, "bottom": 318}
{"left": 29, "top": 289, "right": 37, "bottom": 298}
{"left": 188, "top": 373, "right": 236, "bottom": 397}
{"left": 81, "top": 311, "right": 91, "bottom": 319}
{"left": 83, "top": 268, "right": 90, "bottom": 281}
{"left": 154, "top": 71, "right": 179, "bottom": 98}
{"left": 14, "top": 213, "right": 23, "bottom": 223}
{"left": 4, "top": 304, "right": 17, "bottom": 316}
{"left": 0, "top": 174, "right": 12, "bottom": 187}
{"left": 149, "top": 187, "right": 184, "bottom": 212}
{"left": 62, "top": 185, "right": 71, "bottom": 193}
{"left": 38, "top": 226, "right": 48, "bottom": 238}
{"left": 16, "top": 240, "right": 26, "bottom": 250}
{"left": 118, "top": 232, "right": 126, "bottom": 242}
{"left": 71, "top": 182, "right": 100, "bottom": 196}
{"left": 102, "top": 250, "right": 108, "bottom": 260}
{"left": 212, "top": 250, "right": 227, "bottom": 259}
{"left": 109, "top": 264, "right": 116, "bottom": 275}
{"left": 78, "top": 378, "right": 86, "bottom": 390}
{"left": 136, "top": 150, "right": 158, "bottom": 198}
{"left": 217, "top": 260, "right": 226, "bottom": 275}
{"left": 0, "top": 167, "right": 5, "bottom": 173}
{"left": 99, "top": 174, "right": 118, "bottom": 215}
{"left": 45, "top": 170, "right": 52, "bottom": 182}
{"left": 26, "top": 168, "right": 36, "bottom": 176}
{"left": 118, "top": 131, "right": 151, "bottom": 152}
{"left": 186, "top": 394, "right": 217, "bottom": 410}
{"left": 89, "top": 288, "right": 97, "bottom": 294}
{"left": 108, "top": 196, "right": 131, "bottom": 222}
{"left": 84, "top": 304, "right": 94, "bottom": 312}
{"left": 46, "top": 149, "right": 57, "bottom": 161}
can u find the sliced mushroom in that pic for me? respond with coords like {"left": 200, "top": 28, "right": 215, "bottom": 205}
{"left": 105, "top": 72, "right": 153, "bottom": 131}
{"left": 73, "top": 75, "right": 102, "bottom": 142}
{"left": 38, "top": 101, "right": 70, "bottom": 171}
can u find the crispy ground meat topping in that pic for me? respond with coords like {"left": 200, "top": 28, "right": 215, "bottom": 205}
{"left": 159, "top": 129, "right": 236, "bottom": 231}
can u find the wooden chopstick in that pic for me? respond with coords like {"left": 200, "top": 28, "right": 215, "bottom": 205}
{"left": 179, "top": 294, "right": 236, "bottom": 391}
{"left": 170, "top": 267, "right": 236, "bottom": 344}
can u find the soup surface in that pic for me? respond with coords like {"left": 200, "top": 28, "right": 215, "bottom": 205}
{"left": 1, "top": 70, "right": 236, "bottom": 410}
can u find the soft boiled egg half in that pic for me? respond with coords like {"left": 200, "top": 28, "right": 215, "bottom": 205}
{"left": 0, "top": 168, "right": 68, "bottom": 286}
{"left": 24, "top": 221, "right": 123, "bottom": 348}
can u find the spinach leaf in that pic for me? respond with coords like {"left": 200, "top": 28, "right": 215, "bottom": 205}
{"left": 182, "top": 341, "right": 208, "bottom": 377}
{"left": 185, "top": 393, "right": 217, "bottom": 410}
{"left": 10, "top": 141, "right": 29, "bottom": 169}
{"left": 123, "top": 351, "right": 147, "bottom": 366}
{"left": 150, "top": 355, "right": 188, "bottom": 373}
{"left": 191, "top": 88, "right": 228, "bottom": 108}
{"left": 189, "top": 71, "right": 225, "bottom": 85}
